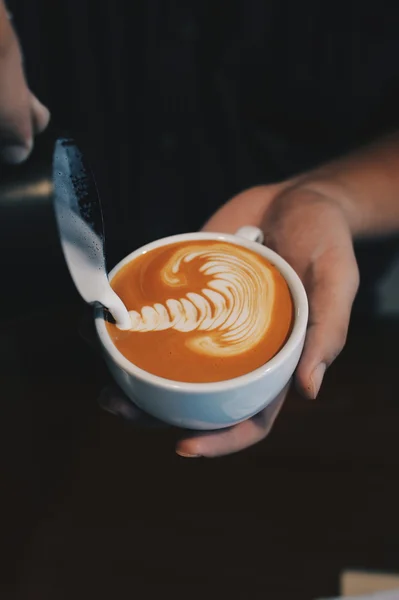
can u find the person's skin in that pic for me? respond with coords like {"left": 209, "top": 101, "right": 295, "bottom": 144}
{"left": 0, "top": 1, "right": 50, "bottom": 164}
{"left": 99, "top": 134, "right": 399, "bottom": 457}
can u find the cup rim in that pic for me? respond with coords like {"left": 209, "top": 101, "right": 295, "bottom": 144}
{"left": 95, "top": 231, "right": 309, "bottom": 392}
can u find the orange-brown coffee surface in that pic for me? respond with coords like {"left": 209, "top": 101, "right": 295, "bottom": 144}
{"left": 106, "top": 240, "right": 294, "bottom": 383}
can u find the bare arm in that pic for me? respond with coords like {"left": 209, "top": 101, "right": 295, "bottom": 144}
{"left": 297, "top": 133, "right": 399, "bottom": 237}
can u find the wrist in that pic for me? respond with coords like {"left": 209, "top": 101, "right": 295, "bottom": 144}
{"left": 289, "top": 175, "right": 363, "bottom": 237}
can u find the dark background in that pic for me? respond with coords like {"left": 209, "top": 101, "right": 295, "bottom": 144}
{"left": 1, "top": 4, "right": 399, "bottom": 598}
{"left": 2, "top": 0, "right": 399, "bottom": 321}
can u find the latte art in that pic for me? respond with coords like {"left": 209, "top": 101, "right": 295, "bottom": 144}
{"left": 107, "top": 240, "right": 293, "bottom": 383}
{"left": 123, "top": 245, "right": 275, "bottom": 357}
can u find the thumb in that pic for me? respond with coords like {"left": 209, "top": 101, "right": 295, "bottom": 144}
{"left": 295, "top": 241, "right": 359, "bottom": 399}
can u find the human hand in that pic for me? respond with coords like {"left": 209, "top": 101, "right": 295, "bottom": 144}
{"left": 98, "top": 383, "right": 288, "bottom": 458}
{"left": 95, "top": 180, "right": 359, "bottom": 457}
{"left": 0, "top": 6, "right": 50, "bottom": 164}
{"left": 202, "top": 182, "right": 360, "bottom": 399}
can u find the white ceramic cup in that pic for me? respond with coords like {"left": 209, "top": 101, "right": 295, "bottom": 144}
{"left": 95, "top": 226, "right": 308, "bottom": 430}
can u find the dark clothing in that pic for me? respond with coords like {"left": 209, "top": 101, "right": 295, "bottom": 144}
{"left": 8, "top": 0, "right": 399, "bottom": 309}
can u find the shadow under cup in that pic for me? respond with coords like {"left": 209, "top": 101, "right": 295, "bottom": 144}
{"left": 95, "top": 230, "right": 309, "bottom": 430}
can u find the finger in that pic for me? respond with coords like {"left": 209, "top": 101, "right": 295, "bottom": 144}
{"left": 176, "top": 387, "right": 288, "bottom": 458}
{"left": 98, "top": 386, "right": 167, "bottom": 429}
{"left": 0, "top": 99, "right": 33, "bottom": 164}
{"left": 295, "top": 243, "right": 359, "bottom": 399}
{"left": 30, "top": 93, "right": 50, "bottom": 134}
{"left": 0, "top": 66, "right": 33, "bottom": 164}
{"left": 0, "top": 94, "right": 50, "bottom": 163}
{"left": 0, "top": 27, "right": 49, "bottom": 163}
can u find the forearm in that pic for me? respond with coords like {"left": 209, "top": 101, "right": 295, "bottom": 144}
{"left": 296, "top": 133, "right": 399, "bottom": 238}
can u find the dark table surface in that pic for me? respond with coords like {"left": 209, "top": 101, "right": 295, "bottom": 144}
{"left": 1, "top": 300, "right": 398, "bottom": 600}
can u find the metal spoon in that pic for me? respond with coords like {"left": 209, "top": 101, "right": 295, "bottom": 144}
{"left": 52, "top": 137, "right": 131, "bottom": 329}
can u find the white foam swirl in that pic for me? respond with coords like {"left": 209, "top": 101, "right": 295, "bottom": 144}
{"left": 124, "top": 244, "right": 276, "bottom": 357}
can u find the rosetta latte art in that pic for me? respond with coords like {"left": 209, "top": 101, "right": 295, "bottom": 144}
{"left": 123, "top": 244, "right": 276, "bottom": 358}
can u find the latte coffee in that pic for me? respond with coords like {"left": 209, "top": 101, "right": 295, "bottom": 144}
{"left": 106, "top": 240, "right": 294, "bottom": 383}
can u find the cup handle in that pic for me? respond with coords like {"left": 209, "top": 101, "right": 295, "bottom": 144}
{"left": 234, "top": 226, "right": 264, "bottom": 244}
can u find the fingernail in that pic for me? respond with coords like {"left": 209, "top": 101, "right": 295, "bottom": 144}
{"left": 310, "top": 363, "right": 326, "bottom": 399}
{"left": 176, "top": 450, "right": 202, "bottom": 459}
{"left": 0, "top": 141, "right": 32, "bottom": 165}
